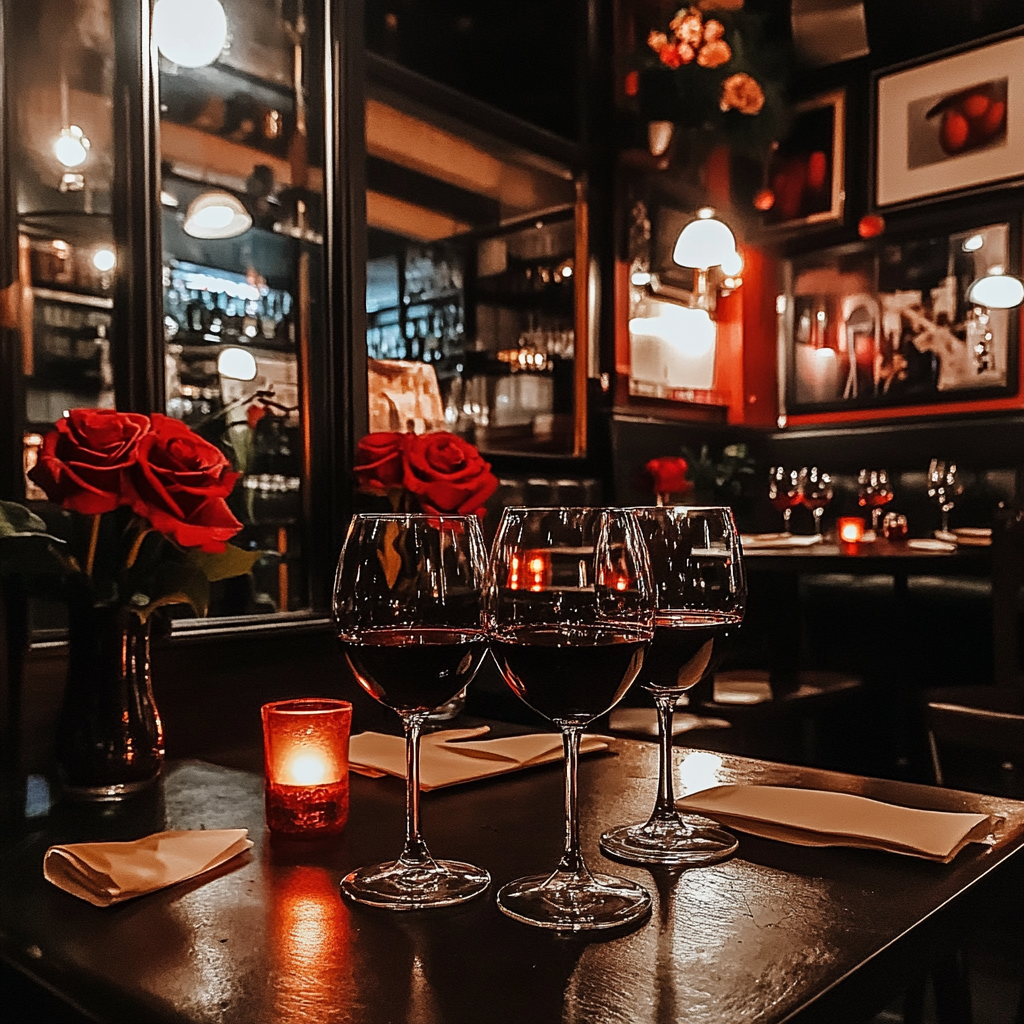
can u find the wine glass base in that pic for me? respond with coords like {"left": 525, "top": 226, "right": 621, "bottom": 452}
{"left": 496, "top": 871, "right": 651, "bottom": 931}
{"left": 599, "top": 817, "right": 738, "bottom": 867}
{"left": 341, "top": 859, "right": 490, "bottom": 910}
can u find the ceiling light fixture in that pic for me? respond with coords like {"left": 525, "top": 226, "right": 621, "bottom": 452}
{"left": 153, "top": 0, "right": 228, "bottom": 68}
{"left": 92, "top": 249, "right": 116, "bottom": 272}
{"left": 183, "top": 191, "right": 252, "bottom": 239}
{"left": 54, "top": 125, "right": 90, "bottom": 168}
{"left": 217, "top": 347, "right": 258, "bottom": 381}
{"left": 967, "top": 267, "right": 1024, "bottom": 309}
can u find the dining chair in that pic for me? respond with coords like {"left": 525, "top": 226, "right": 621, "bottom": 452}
{"left": 924, "top": 504, "right": 1024, "bottom": 796}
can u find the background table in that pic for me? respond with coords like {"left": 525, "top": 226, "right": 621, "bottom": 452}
{"left": 2, "top": 741, "right": 1023, "bottom": 1024}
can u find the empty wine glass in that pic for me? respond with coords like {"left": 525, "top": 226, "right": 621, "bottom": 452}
{"left": 857, "top": 468, "right": 894, "bottom": 532}
{"left": 927, "top": 460, "right": 963, "bottom": 535}
{"left": 333, "top": 513, "right": 491, "bottom": 909}
{"left": 600, "top": 506, "right": 746, "bottom": 866}
{"left": 485, "top": 507, "right": 655, "bottom": 930}
{"left": 799, "top": 467, "right": 833, "bottom": 536}
{"left": 768, "top": 467, "right": 802, "bottom": 534}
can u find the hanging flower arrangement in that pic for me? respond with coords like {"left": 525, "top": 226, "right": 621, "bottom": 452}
{"left": 632, "top": 1, "right": 788, "bottom": 159}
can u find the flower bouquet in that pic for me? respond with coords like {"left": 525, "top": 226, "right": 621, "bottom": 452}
{"left": 631, "top": 1, "right": 788, "bottom": 162}
{"left": 0, "top": 409, "right": 259, "bottom": 799}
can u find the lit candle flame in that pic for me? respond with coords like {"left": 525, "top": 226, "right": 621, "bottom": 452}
{"left": 287, "top": 753, "right": 329, "bottom": 786}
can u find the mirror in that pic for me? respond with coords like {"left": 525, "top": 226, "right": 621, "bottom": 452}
{"left": 365, "top": 65, "right": 588, "bottom": 457}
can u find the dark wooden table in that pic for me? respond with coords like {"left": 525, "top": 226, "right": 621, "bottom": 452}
{"left": 2, "top": 742, "right": 1023, "bottom": 1024}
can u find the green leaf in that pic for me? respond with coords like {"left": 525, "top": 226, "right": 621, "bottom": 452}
{"left": 186, "top": 544, "right": 264, "bottom": 582}
{"left": 129, "top": 561, "right": 211, "bottom": 622}
{"left": 0, "top": 500, "right": 60, "bottom": 541}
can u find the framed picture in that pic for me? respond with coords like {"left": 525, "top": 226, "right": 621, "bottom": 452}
{"left": 763, "top": 90, "right": 845, "bottom": 230}
{"left": 781, "top": 215, "right": 1020, "bottom": 416}
{"left": 874, "top": 31, "right": 1024, "bottom": 209}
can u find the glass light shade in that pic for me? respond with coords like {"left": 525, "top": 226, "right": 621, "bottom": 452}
{"left": 183, "top": 191, "right": 252, "bottom": 239}
{"left": 54, "top": 126, "right": 90, "bottom": 168}
{"left": 217, "top": 346, "right": 258, "bottom": 381}
{"left": 153, "top": 0, "right": 228, "bottom": 68}
{"left": 967, "top": 272, "right": 1024, "bottom": 309}
{"left": 92, "top": 249, "right": 116, "bottom": 272}
{"left": 672, "top": 213, "right": 737, "bottom": 270}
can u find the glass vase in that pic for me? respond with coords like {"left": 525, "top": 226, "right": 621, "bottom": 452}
{"left": 56, "top": 603, "right": 164, "bottom": 800}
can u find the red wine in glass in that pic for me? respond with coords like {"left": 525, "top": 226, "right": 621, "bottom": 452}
{"left": 600, "top": 506, "right": 746, "bottom": 868}
{"left": 342, "top": 628, "right": 488, "bottom": 714}
{"left": 334, "top": 513, "right": 491, "bottom": 910}
{"left": 490, "top": 624, "right": 648, "bottom": 724}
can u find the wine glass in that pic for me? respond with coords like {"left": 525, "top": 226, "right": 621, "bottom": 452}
{"left": 600, "top": 506, "right": 746, "bottom": 866}
{"left": 857, "top": 468, "right": 894, "bottom": 532}
{"left": 333, "top": 513, "right": 491, "bottom": 909}
{"left": 927, "top": 460, "right": 963, "bottom": 535}
{"left": 768, "top": 466, "right": 802, "bottom": 534}
{"left": 799, "top": 466, "right": 833, "bottom": 536}
{"left": 485, "top": 507, "right": 655, "bottom": 930}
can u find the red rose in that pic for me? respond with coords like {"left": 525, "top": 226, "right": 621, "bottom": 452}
{"left": 354, "top": 432, "right": 408, "bottom": 492}
{"left": 403, "top": 432, "right": 498, "bottom": 517}
{"left": 646, "top": 456, "right": 691, "bottom": 496}
{"left": 29, "top": 409, "right": 150, "bottom": 514}
{"left": 126, "top": 414, "right": 242, "bottom": 553}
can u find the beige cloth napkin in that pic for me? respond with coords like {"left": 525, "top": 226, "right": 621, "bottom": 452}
{"left": 44, "top": 829, "right": 253, "bottom": 907}
{"left": 349, "top": 726, "right": 609, "bottom": 791}
{"left": 677, "top": 785, "right": 998, "bottom": 863}
{"left": 741, "top": 533, "right": 824, "bottom": 549}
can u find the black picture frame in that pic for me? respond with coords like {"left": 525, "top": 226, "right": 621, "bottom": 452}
{"left": 781, "top": 209, "right": 1021, "bottom": 417}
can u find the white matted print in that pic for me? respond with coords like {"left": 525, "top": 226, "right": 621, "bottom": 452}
{"left": 875, "top": 33, "right": 1024, "bottom": 208}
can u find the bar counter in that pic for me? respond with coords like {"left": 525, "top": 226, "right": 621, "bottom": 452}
{"left": 3, "top": 740, "right": 1023, "bottom": 1024}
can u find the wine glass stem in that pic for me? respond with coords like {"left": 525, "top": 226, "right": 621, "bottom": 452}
{"left": 650, "top": 693, "right": 681, "bottom": 825}
{"left": 399, "top": 714, "right": 433, "bottom": 867}
{"left": 942, "top": 508, "right": 949, "bottom": 534}
{"left": 783, "top": 508, "right": 792, "bottom": 534}
{"left": 813, "top": 508, "right": 823, "bottom": 535}
{"left": 872, "top": 508, "right": 881, "bottom": 532}
{"left": 556, "top": 724, "right": 587, "bottom": 876}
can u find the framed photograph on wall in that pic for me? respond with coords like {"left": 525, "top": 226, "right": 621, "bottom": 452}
{"left": 781, "top": 215, "right": 1020, "bottom": 416}
{"left": 763, "top": 90, "right": 845, "bottom": 230}
{"left": 874, "top": 31, "right": 1024, "bottom": 209}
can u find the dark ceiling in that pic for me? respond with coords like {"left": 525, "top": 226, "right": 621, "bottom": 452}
{"left": 366, "top": 0, "right": 1024, "bottom": 141}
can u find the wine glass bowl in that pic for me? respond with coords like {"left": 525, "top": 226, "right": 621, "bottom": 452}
{"left": 333, "top": 513, "right": 491, "bottom": 909}
{"left": 485, "top": 507, "right": 655, "bottom": 931}
{"left": 799, "top": 467, "right": 833, "bottom": 536}
{"left": 600, "top": 506, "right": 746, "bottom": 867}
{"left": 927, "top": 460, "right": 963, "bottom": 535}
{"left": 768, "top": 467, "right": 802, "bottom": 534}
{"left": 857, "top": 469, "right": 894, "bottom": 532}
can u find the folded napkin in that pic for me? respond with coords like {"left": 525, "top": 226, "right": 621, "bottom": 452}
{"left": 741, "top": 533, "right": 824, "bottom": 549}
{"left": 349, "top": 726, "right": 609, "bottom": 790}
{"left": 910, "top": 538, "right": 957, "bottom": 552}
{"left": 677, "top": 785, "right": 998, "bottom": 863}
{"left": 44, "top": 829, "right": 253, "bottom": 907}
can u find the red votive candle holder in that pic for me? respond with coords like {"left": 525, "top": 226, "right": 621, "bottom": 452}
{"left": 262, "top": 699, "right": 352, "bottom": 837}
{"left": 838, "top": 517, "right": 865, "bottom": 544}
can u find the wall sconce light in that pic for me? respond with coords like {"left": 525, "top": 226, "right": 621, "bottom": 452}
{"left": 672, "top": 208, "right": 740, "bottom": 311}
{"left": 966, "top": 267, "right": 1024, "bottom": 309}
{"left": 183, "top": 191, "right": 252, "bottom": 239}
{"left": 153, "top": 0, "right": 228, "bottom": 68}
{"left": 217, "top": 347, "right": 258, "bottom": 381}
{"left": 92, "top": 249, "right": 116, "bottom": 273}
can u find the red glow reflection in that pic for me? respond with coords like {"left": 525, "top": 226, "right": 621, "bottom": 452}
{"left": 268, "top": 866, "right": 354, "bottom": 1023}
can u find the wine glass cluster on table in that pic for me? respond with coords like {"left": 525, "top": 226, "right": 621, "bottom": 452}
{"left": 333, "top": 505, "right": 747, "bottom": 932}
{"left": 927, "top": 459, "right": 963, "bottom": 535}
{"left": 768, "top": 466, "right": 834, "bottom": 535}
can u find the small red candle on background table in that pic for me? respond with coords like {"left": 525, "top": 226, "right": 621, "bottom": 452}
{"left": 838, "top": 517, "right": 865, "bottom": 547}
{"left": 262, "top": 699, "right": 352, "bottom": 837}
